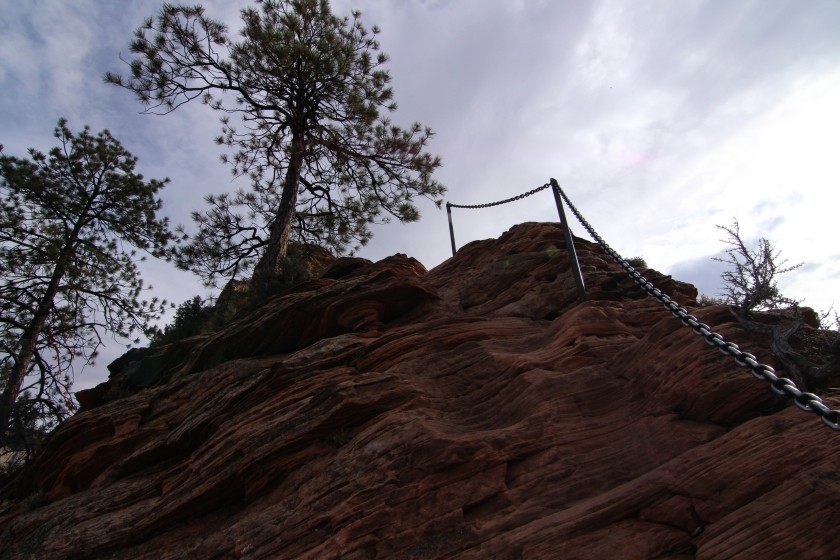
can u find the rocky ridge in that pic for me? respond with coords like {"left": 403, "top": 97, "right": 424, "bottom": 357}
{"left": 0, "top": 222, "right": 838, "bottom": 559}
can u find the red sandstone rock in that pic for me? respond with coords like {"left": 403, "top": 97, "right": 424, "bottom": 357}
{"left": 0, "top": 222, "right": 837, "bottom": 559}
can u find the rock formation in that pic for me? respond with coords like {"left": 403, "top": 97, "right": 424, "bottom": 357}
{"left": 0, "top": 222, "right": 838, "bottom": 559}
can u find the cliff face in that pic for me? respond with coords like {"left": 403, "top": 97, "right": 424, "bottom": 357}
{"left": 1, "top": 222, "right": 838, "bottom": 559}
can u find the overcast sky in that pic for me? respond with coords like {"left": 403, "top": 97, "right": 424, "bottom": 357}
{"left": 2, "top": 0, "right": 840, "bottom": 391}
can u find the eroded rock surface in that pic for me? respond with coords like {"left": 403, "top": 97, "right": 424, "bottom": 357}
{"left": 1, "top": 222, "right": 838, "bottom": 559}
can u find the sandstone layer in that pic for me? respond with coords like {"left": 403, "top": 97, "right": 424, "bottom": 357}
{"left": 1, "top": 222, "right": 838, "bottom": 559}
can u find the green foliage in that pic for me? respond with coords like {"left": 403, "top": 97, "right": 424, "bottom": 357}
{"left": 150, "top": 296, "right": 215, "bottom": 347}
{"left": 0, "top": 386, "right": 53, "bottom": 481}
{"left": 714, "top": 219, "right": 802, "bottom": 315}
{"left": 151, "top": 243, "right": 332, "bottom": 346}
{"left": 0, "top": 119, "right": 174, "bottom": 451}
{"left": 544, "top": 245, "right": 561, "bottom": 260}
{"left": 107, "top": 0, "right": 446, "bottom": 288}
{"left": 626, "top": 256, "right": 647, "bottom": 269}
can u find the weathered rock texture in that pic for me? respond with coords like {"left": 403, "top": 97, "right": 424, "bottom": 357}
{"left": 1, "top": 222, "right": 838, "bottom": 559}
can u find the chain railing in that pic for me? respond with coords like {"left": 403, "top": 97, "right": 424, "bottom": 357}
{"left": 445, "top": 178, "right": 840, "bottom": 431}
{"left": 445, "top": 181, "right": 586, "bottom": 301}
{"left": 447, "top": 183, "right": 551, "bottom": 209}
{"left": 552, "top": 181, "right": 840, "bottom": 431}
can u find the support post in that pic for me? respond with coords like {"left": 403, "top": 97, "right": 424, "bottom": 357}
{"left": 550, "top": 178, "right": 586, "bottom": 302}
{"left": 446, "top": 202, "right": 457, "bottom": 256}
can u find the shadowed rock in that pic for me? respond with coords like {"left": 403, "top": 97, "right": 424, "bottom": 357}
{"left": 1, "top": 222, "right": 838, "bottom": 559}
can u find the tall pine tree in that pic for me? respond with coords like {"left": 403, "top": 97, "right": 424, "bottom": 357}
{"left": 106, "top": 0, "right": 445, "bottom": 293}
{"left": 0, "top": 119, "right": 174, "bottom": 450}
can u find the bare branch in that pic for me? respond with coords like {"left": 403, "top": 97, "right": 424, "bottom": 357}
{"left": 714, "top": 219, "right": 802, "bottom": 316}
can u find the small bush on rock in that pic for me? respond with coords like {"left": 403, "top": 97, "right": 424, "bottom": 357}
{"left": 150, "top": 296, "right": 215, "bottom": 346}
{"left": 627, "top": 256, "right": 648, "bottom": 269}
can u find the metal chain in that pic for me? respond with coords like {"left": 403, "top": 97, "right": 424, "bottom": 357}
{"left": 447, "top": 183, "right": 551, "bottom": 209}
{"left": 554, "top": 183, "right": 840, "bottom": 431}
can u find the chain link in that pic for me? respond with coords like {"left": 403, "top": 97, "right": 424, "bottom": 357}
{"left": 447, "top": 183, "right": 551, "bottom": 209}
{"left": 554, "top": 183, "right": 840, "bottom": 432}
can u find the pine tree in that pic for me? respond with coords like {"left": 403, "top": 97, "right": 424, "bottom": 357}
{"left": 106, "top": 0, "right": 446, "bottom": 292}
{"left": 0, "top": 119, "right": 174, "bottom": 450}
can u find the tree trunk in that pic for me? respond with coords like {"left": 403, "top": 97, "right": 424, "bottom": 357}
{"left": 251, "top": 131, "right": 306, "bottom": 297}
{"left": 0, "top": 187, "right": 95, "bottom": 449}
{"left": 0, "top": 260, "right": 67, "bottom": 450}
{"left": 729, "top": 307, "right": 813, "bottom": 390}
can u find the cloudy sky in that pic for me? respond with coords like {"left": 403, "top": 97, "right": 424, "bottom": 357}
{"left": 2, "top": 0, "right": 839, "bottom": 391}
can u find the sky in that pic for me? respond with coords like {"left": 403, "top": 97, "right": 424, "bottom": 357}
{"left": 2, "top": 0, "right": 840, "bottom": 392}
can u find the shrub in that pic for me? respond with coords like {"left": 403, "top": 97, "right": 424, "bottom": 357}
{"left": 714, "top": 220, "right": 801, "bottom": 316}
{"left": 698, "top": 294, "right": 726, "bottom": 306}
{"left": 150, "top": 296, "right": 215, "bottom": 346}
{"left": 627, "top": 256, "right": 648, "bottom": 269}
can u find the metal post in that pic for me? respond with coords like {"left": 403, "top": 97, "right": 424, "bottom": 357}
{"left": 446, "top": 202, "right": 457, "bottom": 256}
{"left": 550, "top": 178, "right": 586, "bottom": 302}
